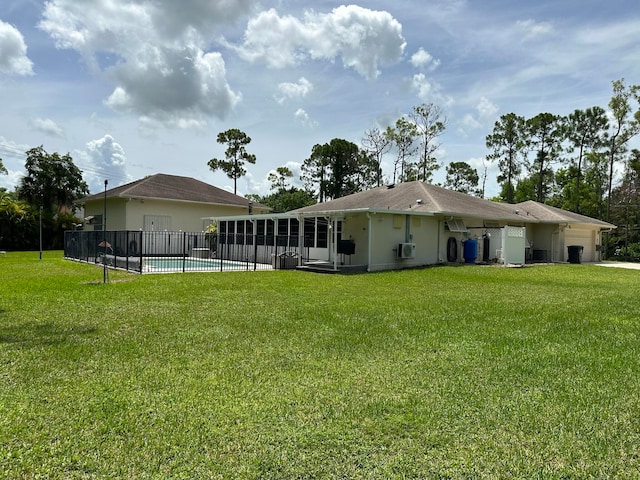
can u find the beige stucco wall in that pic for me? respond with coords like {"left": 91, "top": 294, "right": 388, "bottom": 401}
{"left": 81, "top": 198, "right": 265, "bottom": 232}
{"left": 343, "top": 213, "right": 438, "bottom": 271}
{"left": 82, "top": 198, "right": 126, "bottom": 231}
{"left": 340, "top": 213, "right": 370, "bottom": 266}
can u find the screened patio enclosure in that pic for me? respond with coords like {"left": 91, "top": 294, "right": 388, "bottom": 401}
{"left": 209, "top": 213, "right": 359, "bottom": 272}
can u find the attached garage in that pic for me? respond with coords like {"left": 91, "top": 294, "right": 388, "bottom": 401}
{"left": 563, "top": 228, "right": 596, "bottom": 262}
{"left": 516, "top": 200, "right": 613, "bottom": 263}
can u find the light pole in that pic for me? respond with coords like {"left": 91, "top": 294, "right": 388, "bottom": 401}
{"left": 39, "top": 205, "right": 42, "bottom": 260}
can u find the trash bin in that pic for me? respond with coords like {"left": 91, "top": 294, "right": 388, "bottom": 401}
{"left": 567, "top": 245, "right": 583, "bottom": 264}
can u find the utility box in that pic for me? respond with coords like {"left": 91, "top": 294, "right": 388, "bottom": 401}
{"left": 271, "top": 252, "right": 299, "bottom": 270}
{"left": 501, "top": 226, "right": 526, "bottom": 265}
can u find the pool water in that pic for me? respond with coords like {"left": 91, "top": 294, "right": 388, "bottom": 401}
{"left": 144, "top": 257, "right": 249, "bottom": 271}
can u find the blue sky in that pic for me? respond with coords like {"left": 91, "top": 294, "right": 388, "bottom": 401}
{"left": 0, "top": 0, "right": 638, "bottom": 198}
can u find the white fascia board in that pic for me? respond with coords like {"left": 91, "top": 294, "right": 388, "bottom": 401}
{"left": 296, "top": 208, "right": 434, "bottom": 218}
{"left": 201, "top": 213, "right": 295, "bottom": 222}
{"left": 204, "top": 208, "right": 436, "bottom": 222}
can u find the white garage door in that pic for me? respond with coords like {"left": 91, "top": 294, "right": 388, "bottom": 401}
{"left": 564, "top": 229, "right": 595, "bottom": 262}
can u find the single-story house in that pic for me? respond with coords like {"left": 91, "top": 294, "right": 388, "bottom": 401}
{"left": 76, "top": 173, "right": 269, "bottom": 233}
{"left": 208, "top": 181, "right": 615, "bottom": 272}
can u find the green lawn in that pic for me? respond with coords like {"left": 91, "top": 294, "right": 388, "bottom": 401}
{"left": 1, "top": 252, "right": 639, "bottom": 478}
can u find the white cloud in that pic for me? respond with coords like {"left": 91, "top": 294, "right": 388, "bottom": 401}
{"left": 0, "top": 20, "right": 33, "bottom": 76}
{"left": 105, "top": 46, "right": 240, "bottom": 127}
{"left": 0, "top": 168, "right": 24, "bottom": 191}
{"left": 515, "top": 19, "right": 553, "bottom": 40}
{"left": 39, "top": 0, "right": 244, "bottom": 128}
{"left": 458, "top": 97, "right": 499, "bottom": 136}
{"left": 0, "top": 137, "right": 28, "bottom": 190}
{"left": 476, "top": 97, "right": 499, "bottom": 120}
{"left": 29, "top": 118, "right": 65, "bottom": 138}
{"left": 235, "top": 5, "right": 406, "bottom": 79}
{"left": 460, "top": 113, "right": 481, "bottom": 132}
{"left": 411, "top": 73, "right": 433, "bottom": 101}
{"left": 294, "top": 108, "right": 317, "bottom": 127}
{"left": 409, "top": 73, "right": 454, "bottom": 108}
{"left": 275, "top": 77, "right": 314, "bottom": 104}
{"left": 76, "top": 135, "right": 129, "bottom": 193}
{"left": 410, "top": 48, "right": 440, "bottom": 71}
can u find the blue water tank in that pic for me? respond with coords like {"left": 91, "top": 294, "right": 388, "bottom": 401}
{"left": 463, "top": 238, "right": 478, "bottom": 264}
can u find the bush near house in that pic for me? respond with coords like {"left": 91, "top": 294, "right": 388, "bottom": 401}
{"left": 1, "top": 252, "right": 639, "bottom": 478}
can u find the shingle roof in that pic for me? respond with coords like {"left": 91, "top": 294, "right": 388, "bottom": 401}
{"left": 292, "top": 181, "right": 615, "bottom": 228}
{"left": 77, "top": 173, "right": 267, "bottom": 209}
{"left": 293, "top": 181, "right": 526, "bottom": 222}
{"left": 515, "top": 200, "right": 615, "bottom": 228}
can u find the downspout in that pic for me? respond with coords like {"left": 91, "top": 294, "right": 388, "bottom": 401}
{"left": 438, "top": 219, "right": 443, "bottom": 263}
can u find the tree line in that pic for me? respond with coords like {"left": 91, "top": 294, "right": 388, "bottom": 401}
{"left": 0, "top": 146, "right": 88, "bottom": 250}
{"left": 486, "top": 79, "right": 640, "bottom": 223}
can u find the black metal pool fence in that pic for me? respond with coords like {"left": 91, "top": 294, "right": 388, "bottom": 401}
{"left": 64, "top": 230, "right": 307, "bottom": 273}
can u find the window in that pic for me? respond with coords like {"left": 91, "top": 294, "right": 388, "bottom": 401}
{"left": 316, "top": 219, "right": 328, "bottom": 248}
{"left": 93, "top": 214, "right": 104, "bottom": 231}
{"left": 219, "top": 221, "right": 227, "bottom": 244}
{"left": 277, "top": 219, "right": 289, "bottom": 246}
{"left": 266, "top": 219, "right": 275, "bottom": 246}
{"left": 245, "top": 221, "right": 254, "bottom": 245}
{"left": 289, "top": 219, "right": 299, "bottom": 247}
{"left": 304, "top": 218, "right": 315, "bottom": 247}
{"left": 236, "top": 221, "right": 244, "bottom": 245}
{"left": 256, "top": 220, "right": 265, "bottom": 245}
{"left": 227, "top": 221, "right": 235, "bottom": 245}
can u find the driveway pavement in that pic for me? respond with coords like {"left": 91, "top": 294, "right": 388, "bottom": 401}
{"left": 595, "top": 262, "right": 640, "bottom": 270}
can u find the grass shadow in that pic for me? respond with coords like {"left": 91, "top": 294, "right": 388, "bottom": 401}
{"left": 0, "top": 321, "right": 98, "bottom": 348}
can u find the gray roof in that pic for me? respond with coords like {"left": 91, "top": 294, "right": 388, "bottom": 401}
{"left": 293, "top": 182, "right": 526, "bottom": 222}
{"left": 515, "top": 200, "right": 615, "bottom": 228}
{"left": 77, "top": 173, "right": 268, "bottom": 209}
{"left": 292, "top": 181, "right": 615, "bottom": 228}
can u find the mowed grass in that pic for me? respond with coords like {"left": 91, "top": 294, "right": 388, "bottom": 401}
{"left": 1, "top": 252, "right": 640, "bottom": 478}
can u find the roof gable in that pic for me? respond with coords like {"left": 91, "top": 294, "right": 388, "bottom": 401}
{"left": 78, "top": 173, "right": 266, "bottom": 209}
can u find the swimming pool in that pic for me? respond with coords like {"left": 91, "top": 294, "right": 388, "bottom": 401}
{"left": 144, "top": 257, "right": 258, "bottom": 272}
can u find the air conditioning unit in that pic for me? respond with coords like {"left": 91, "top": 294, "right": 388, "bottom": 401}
{"left": 397, "top": 242, "right": 415, "bottom": 259}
